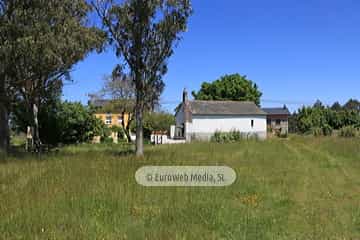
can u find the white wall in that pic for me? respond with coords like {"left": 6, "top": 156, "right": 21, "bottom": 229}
{"left": 189, "top": 115, "right": 267, "bottom": 134}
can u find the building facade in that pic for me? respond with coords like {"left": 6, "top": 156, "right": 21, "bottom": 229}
{"left": 262, "top": 106, "right": 290, "bottom": 134}
{"left": 89, "top": 99, "right": 132, "bottom": 129}
{"left": 175, "top": 90, "right": 267, "bottom": 141}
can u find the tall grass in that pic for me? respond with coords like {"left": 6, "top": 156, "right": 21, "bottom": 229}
{"left": 0, "top": 137, "right": 359, "bottom": 239}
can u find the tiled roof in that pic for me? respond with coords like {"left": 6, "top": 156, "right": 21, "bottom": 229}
{"left": 262, "top": 107, "right": 290, "bottom": 115}
{"left": 89, "top": 99, "right": 111, "bottom": 107}
{"left": 188, "top": 101, "right": 267, "bottom": 115}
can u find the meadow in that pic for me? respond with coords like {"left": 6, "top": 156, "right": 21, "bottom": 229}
{"left": 0, "top": 136, "right": 359, "bottom": 239}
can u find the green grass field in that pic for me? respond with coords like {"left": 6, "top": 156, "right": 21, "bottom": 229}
{"left": 0, "top": 136, "right": 359, "bottom": 239}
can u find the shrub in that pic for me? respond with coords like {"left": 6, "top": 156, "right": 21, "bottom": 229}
{"left": 229, "top": 130, "right": 242, "bottom": 141}
{"left": 211, "top": 130, "right": 253, "bottom": 143}
{"left": 311, "top": 127, "right": 323, "bottom": 137}
{"left": 294, "top": 101, "right": 360, "bottom": 134}
{"left": 322, "top": 124, "right": 333, "bottom": 136}
{"left": 143, "top": 112, "right": 175, "bottom": 139}
{"left": 309, "top": 125, "right": 332, "bottom": 137}
{"left": 339, "top": 126, "right": 357, "bottom": 138}
{"left": 12, "top": 100, "right": 112, "bottom": 145}
{"left": 211, "top": 131, "right": 226, "bottom": 143}
{"left": 110, "top": 125, "right": 126, "bottom": 140}
{"left": 101, "top": 137, "right": 115, "bottom": 144}
{"left": 55, "top": 102, "right": 110, "bottom": 144}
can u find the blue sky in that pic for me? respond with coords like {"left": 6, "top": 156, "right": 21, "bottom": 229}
{"left": 63, "top": 0, "right": 360, "bottom": 113}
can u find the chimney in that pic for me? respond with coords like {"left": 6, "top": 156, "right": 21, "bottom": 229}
{"left": 182, "top": 88, "right": 192, "bottom": 124}
{"left": 183, "top": 88, "right": 188, "bottom": 103}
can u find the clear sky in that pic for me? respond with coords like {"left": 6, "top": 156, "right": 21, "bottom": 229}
{"left": 63, "top": 0, "right": 360, "bottom": 113}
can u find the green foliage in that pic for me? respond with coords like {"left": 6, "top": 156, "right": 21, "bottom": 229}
{"left": 211, "top": 130, "right": 258, "bottom": 143}
{"left": 311, "top": 127, "right": 323, "bottom": 137}
{"left": 110, "top": 125, "right": 126, "bottom": 140}
{"left": 56, "top": 102, "right": 108, "bottom": 144}
{"left": 143, "top": 112, "right": 175, "bottom": 139}
{"left": 211, "top": 131, "right": 230, "bottom": 143}
{"left": 322, "top": 124, "right": 333, "bottom": 136}
{"left": 192, "top": 74, "right": 262, "bottom": 106}
{"left": 101, "top": 136, "right": 115, "bottom": 144}
{"left": 339, "top": 126, "right": 357, "bottom": 138}
{"left": 1, "top": 0, "right": 105, "bottom": 151}
{"left": 343, "top": 99, "right": 360, "bottom": 111}
{"left": 13, "top": 101, "right": 109, "bottom": 145}
{"left": 331, "top": 102, "right": 342, "bottom": 111}
{"left": 310, "top": 125, "right": 332, "bottom": 137}
{"left": 295, "top": 99, "right": 360, "bottom": 136}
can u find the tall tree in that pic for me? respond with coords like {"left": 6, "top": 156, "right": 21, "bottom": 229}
{"left": 343, "top": 99, "right": 360, "bottom": 112}
{"left": 331, "top": 101, "right": 342, "bottom": 111}
{"left": 1, "top": 0, "right": 105, "bottom": 152}
{"left": 192, "top": 74, "right": 263, "bottom": 106}
{"left": 0, "top": 72, "right": 10, "bottom": 153}
{"left": 0, "top": 0, "right": 17, "bottom": 153}
{"left": 93, "top": 0, "right": 192, "bottom": 156}
{"left": 0, "top": 54, "right": 10, "bottom": 152}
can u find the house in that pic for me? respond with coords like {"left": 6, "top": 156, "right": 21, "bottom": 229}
{"left": 89, "top": 99, "right": 132, "bottom": 128}
{"left": 175, "top": 89, "right": 267, "bottom": 141}
{"left": 262, "top": 106, "right": 290, "bottom": 134}
{"left": 88, "top": 99, "right": 133, "bottom": 143}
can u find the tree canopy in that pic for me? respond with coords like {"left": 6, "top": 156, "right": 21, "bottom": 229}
{"left": 290, "top": 99, "right": 360, "bottom": 136}
{"left": 0, "top": 0, "right": 105, "bottom": 152}
{"left": 192, "top": 74, "right": 262, "bottom": 106}
{"left": 343, "top": 99, "right": 360, "bottom": 111}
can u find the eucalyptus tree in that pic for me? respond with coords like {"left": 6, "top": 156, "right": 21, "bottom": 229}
{"left": 93, "top": 0, "right": 192, "bottom": 156}
{"left": 1, "top": 0, "right": 105, "bottom": 152}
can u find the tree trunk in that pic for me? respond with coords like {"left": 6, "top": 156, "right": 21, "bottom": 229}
{"left": 0, "top": 79, "right": 10, "bottom": 153}
{"left": 124, "top": 126, "right": 132, "bottom": 143}
{"left": 32, "top": 102, "right": 41, "bottom": 152}
{"left": 0, "top": 102, "right": 9, "bottom": 153}
{"left": 121, "top": 116, "right": 132, "bottom": 143}
{"left": 135, "top": 97, "right": 144, "bottom": 157}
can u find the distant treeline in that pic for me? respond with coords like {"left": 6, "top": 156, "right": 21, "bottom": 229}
{"left": 289, "top": 99, "right": 360, "bottom": 136}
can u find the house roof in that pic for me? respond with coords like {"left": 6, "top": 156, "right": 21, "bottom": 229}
{"left": 89, "top": 99, "right": 111, "bottom": 107}
{"left": 262, "top": 107, "right": 290, "bottom": 115}
{"left": 89, "top": 99, "right": 135, "bottom": 114}
{"left": 187, "top": 101, "right": 267, "bottom": 115}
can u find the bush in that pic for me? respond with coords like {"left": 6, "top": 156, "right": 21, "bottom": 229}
{"left": 211, "top": 131, "right": 226, "bottom": 143}
{"left": 211, "top": 130, "right": 255, "bottom": 143}
{"left": 101, "top": 137, "right": 114, "bottom": 144}
{"left": 311, "top": 127, "right": 323, "bottom": 137}
{"left": 310, "top": 125, "right": 333, "bottom": 137}
{"left": 143, "top": 112, "right": 175, "bottom": 139}
{"left": 322, "top": 124, "right": 333, "bottom": 136}
{"left": 295, "top": 101, "right": 360, "bottom": 134}
{"left": 13, "top": 101, "right": 110, "bottom": 145}
{"left": 339, "top": 126, "right": 357, "bottom": 138}
{"left": 56, "top": 102, "right": 109, "bottom": 144}
{"left": 110, "top": 125, "right": 126, "bottom": 140}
